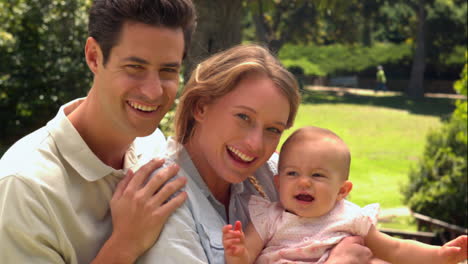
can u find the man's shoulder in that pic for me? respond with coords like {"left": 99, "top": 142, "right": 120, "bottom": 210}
{"left": 0, "top": 126, "right": 65, "bottom": 185}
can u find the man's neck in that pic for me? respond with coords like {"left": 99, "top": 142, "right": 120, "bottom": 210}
{"left": 67, "top": 99, "right": 134, "bottom": 170}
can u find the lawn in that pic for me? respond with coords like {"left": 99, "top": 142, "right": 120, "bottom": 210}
{"left": 278, "top": 89, "right": 456, "bottom": 213}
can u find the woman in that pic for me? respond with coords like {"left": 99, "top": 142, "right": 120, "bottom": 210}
{"left": 138, "top": 44, "right": 372, "bottom": 263}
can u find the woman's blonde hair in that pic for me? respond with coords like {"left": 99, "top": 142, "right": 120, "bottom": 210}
{"left": 174, "top": 44, "right": 301, "bottom": 144}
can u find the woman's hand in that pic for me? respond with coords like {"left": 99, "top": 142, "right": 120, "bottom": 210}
{"left": 325, "top": 236, "right": 373, "bottom": 264}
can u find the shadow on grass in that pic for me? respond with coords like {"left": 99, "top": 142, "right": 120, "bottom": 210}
{"left": 301, "top": 90, "right": 457, "bottom": 119}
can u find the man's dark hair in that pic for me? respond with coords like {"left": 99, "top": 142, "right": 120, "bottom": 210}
{"left": 88, "top": 0, "right": 197, "bottom": 65}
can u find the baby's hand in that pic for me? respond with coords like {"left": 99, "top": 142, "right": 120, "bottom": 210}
{"left": 222, "top": 221, "right": 246, "bottom": 257}
{"left": 439, "top": 235, "right": 467, "bottom": 264}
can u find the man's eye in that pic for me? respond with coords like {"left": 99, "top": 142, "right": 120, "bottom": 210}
{"left": 161, "top": 67, "right": 178, "bottom": 73}
{"left": 126, "top": 65, "right": 144, "bottom": 73}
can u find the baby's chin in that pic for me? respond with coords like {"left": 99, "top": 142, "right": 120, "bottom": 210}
{"left": 285, "top": 207, "right": 329, "bottom": 218}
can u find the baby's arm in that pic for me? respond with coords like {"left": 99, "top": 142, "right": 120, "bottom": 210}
{"left": 222, "top": 221, "right": 264, "bottom": 264}
{"left": 365, "top": 225, "right": 467, "bottom": 264}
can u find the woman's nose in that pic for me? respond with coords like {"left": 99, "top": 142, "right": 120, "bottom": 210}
{"left": 245, "top": 127, "right": 263, "bottom": 153}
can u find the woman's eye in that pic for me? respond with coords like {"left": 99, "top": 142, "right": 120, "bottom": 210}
{"left": 236, "top": 113, "right": 249, "bottom": 121}
{"left": 267, "top": 127, "right": 282, "bottom": 134}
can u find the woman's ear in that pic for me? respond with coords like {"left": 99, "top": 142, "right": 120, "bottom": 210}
{"left": 336, "top": 180, "right": 353, "bottom": 201}
{"left": 85, "top": 37, "right": 102, "bottom": 74}
{"left": 193, "top": 99, "right": 209, "bottom": 122}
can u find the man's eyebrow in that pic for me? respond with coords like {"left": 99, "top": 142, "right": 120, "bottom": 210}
{"left": 161, "top": 62, "right": 181, "bottom": 68}
{"left": 121, "top": 56, "right": 181, "bottom": 68}
{"left": 122, "top": 56, "right": 150, "bottom": 65}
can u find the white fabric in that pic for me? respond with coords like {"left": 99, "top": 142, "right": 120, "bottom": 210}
{"left": 249, "top": 196, "right": 379, "bottom": 264}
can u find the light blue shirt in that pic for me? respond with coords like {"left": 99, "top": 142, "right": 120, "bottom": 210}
{"left": 138, "top": 137, "right": 279, "bottom": 264}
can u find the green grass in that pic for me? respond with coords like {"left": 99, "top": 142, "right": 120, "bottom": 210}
{"left": 377, "top": 216, "right": 418, "bottom": 231}
{"left": 279, "top": 90, "right": 456, "bottom": 211}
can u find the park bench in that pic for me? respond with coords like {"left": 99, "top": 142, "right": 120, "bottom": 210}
{"left": 380, "top": 212, "right": 467, "bottom": 245}
{"left": 412, "top": 212, "right": 468, "bottom": 244}
{"left": 379, "top": 227, "right": 437, "bottom": 244}
{"left": 328, "top": 76, "right": 358, "bottom": 88}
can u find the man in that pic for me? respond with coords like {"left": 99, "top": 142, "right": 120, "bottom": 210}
{"left": 375, "top": 65, "right": 387, "bottom": 92}
{"left": 0, "top": 1, "right": 196, "bottom": 263}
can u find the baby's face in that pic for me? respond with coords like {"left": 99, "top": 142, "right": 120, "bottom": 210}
{"left": 275, "top": 139, "right": 349, "bottom": 218}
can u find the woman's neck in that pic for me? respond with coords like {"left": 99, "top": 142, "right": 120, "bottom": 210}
{"left": 184, "top": 140, "right": 231, "bottom": 208}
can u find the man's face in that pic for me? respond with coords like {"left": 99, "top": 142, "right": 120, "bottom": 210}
{"left": 92, "top": 22, "right": 184, "bottom": 138}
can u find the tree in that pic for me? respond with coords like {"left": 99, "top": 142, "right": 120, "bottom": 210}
{"left": 403, "top": 61, "right": 467, "bottom": 227}
{"left": 183, "top": 0, "right": 243, "bottom": 81}
{"left": 246, "top": 0, "right": 321, "bottom": 53}
{"left": 0, "top": 0, "right": 91, "bottom": 144}
{"left": 407, "top": 0, "right": 427, "bottom": 98}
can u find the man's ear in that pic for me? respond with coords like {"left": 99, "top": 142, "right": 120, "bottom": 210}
{"left": 337, "top": 180, "right": 353, "bottom": 201}
{"left": 273, "top": 174, "right": 280, "bottom": 191}
{"left": 85, "top": 37, "right": 102, "bottom": 74}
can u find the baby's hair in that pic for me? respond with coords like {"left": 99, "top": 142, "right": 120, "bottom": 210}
{"left": 279, "top": 126, "right": 351, "bottom": 180}
{"left": 248, "top": 175, "right": 268, "bottom": 199}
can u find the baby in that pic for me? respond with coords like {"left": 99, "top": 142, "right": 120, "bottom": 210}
{"left": 223, "top": 126, "right": 467, "bottom": 264}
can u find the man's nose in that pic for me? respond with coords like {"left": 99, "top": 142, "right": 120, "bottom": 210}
{"left": 141, "top": 73, "right": 163, "bottom": 101}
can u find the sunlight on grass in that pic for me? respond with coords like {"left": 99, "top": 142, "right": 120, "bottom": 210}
{"left": 377, "top": 215, "right": 418, "bottom": 231}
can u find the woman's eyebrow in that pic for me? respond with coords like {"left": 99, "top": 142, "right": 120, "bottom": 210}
{"left": 233, "top": 105, "right": 287, "bottom": 127}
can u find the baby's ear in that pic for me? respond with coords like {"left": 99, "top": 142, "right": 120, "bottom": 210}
{"left": 337, "top": 181, "right": 353, "bottom": 201}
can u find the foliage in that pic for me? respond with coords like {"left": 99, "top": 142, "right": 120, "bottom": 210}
{"left": 281, "top": 59, "right": 325, "bottom": 77}
{"left": 452, "top": 56, "right": 467, "bottom": 121}
{"left": 278, "top": 42, "right": 412, "bottom": 77}
{"left": 243, "top": 0, "right": 323, "bottom": 52}
{"left": 0, "top": 0, "right": 91, "bottom": 144}
{"left": 402, "top": 63, "right": 468, "bottom": 227}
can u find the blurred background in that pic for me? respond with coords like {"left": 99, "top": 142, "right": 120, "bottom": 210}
{"left": 0, "top": 0, "right": 466, "bottom": 244}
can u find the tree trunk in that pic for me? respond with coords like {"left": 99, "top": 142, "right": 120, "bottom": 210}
{"left": 407, "top": 0, "right": 426, "bottom": 98}
{"left": 183, "top": 0, "right": 243, "bottom": 82}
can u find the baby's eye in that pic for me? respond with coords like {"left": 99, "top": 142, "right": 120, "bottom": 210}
{"left": 236, "top": 113, "right": 250, "bottom": 121}
{"left": 312, "top": 173, "right": 325, "bottom": 178}
{"left": 286, "top": 171, "right": 299, "bottom": 177}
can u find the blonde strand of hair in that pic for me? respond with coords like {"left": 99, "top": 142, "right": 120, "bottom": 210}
{"left": 247, "top": 175, "right": 268, "bottom": 199}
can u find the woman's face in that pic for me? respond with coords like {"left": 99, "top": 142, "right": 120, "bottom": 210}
{"left": 189, "top": 73, "right": 290, "bottom": 186}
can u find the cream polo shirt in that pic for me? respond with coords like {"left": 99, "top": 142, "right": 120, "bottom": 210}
{"left": 0, "top": 99, "right": 167, "bottom": 264}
